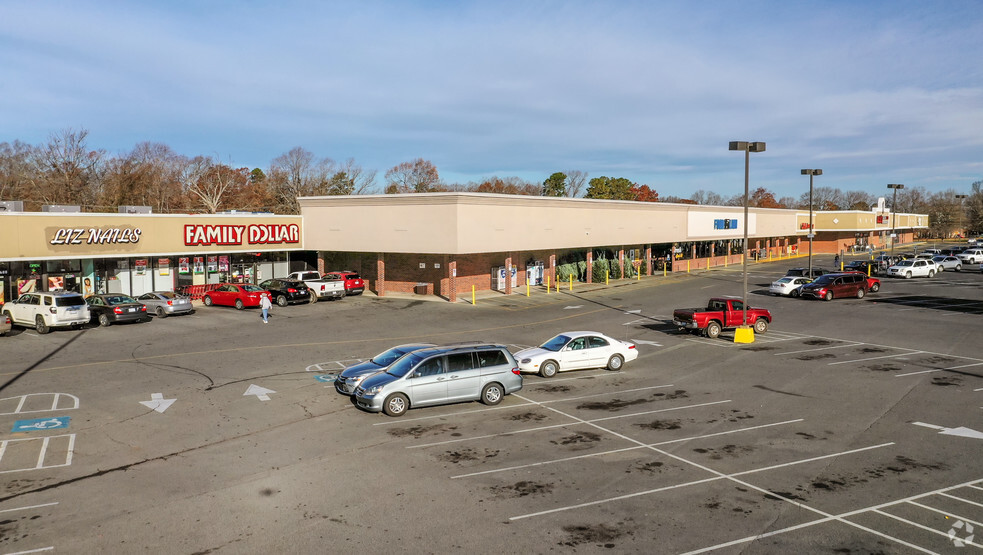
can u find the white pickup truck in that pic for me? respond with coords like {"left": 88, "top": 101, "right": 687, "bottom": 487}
{"left": 285, "top": 271, "right": 346, "bottom": 302}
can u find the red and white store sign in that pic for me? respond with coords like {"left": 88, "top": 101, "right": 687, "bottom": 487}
{"left": 184, "top": 224, "right": 300, "bottom": 246}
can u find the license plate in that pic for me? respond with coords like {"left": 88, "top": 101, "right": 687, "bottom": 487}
{"left": 128, "top": 307, "right": 136, "bottom": 312}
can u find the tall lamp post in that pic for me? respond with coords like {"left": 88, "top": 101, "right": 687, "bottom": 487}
{"left": 956, "top": 194, "right": 968, "bottom": 238}
{"left": 801, "top": 169, "right": 822, "bottom": 277}
{"left": 729, "top": 141, "right": 766, "bottom": 343}
{"left": 887, "top": 184, "right": 904, "bottom": 257}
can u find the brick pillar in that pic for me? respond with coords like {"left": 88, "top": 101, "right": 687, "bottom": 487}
{"left": 549, "top": 254, "right": 556, "bottom": 286}
{"left": 448, "top": 260, "right": 457, "bottom": 303}
{"left": 586, "top": 250, "right": 593, "bottom": 283}
{"left": 618, "top": 248, "right": 625, "bottom": 278}
{"left": 376, "top": 255, "right": 386, "bottom": 297}
{"left": 505, "top": 256, "right": 512, "bottom": 295}
{"left": 317, "top": 252, "right": 325, "bottom": 274}
{"left": 644, "top": 246, "right": 651, "bottom": 276}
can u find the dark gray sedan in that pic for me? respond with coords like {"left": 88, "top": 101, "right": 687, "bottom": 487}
{"left": 137, "top": 291, "right": 195, "bottom": 318}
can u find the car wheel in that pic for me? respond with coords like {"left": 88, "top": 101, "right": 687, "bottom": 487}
{"left": 905, "top": 271, "right": 912, "bottom": 279}
{"left": 753, "top": 318, "right": 769, "bottom": 334}
{"left": 824, "top": 291, "right": 833, "bottom": 301}
{"left": 276, "top": 295, "right": 288, "bottom": 307}
{"left": 607, "top": 354, "right": 624, "bottom": 371}
{"left": 309, "top": 291, "right": 318, "bottom": 304}
{"left": 155, "top": 306, "right": 166, "bottom": 318}
{"left": 706, "top": 321, "right": 722, "bottom": 339}
{"left": 481, "top": 383, "right": 504, "bottom": 405}
{"left": 856, "top": 288, "right": 865, "bottom": 299}
{"left": 203, "top": 295, "right": 213, "bottom": 306}
{"left": 35, "top": 315, "right": 49, "bottom": 335}
{"left": 870, "top": 282, "right": 880, "bottom": 292}
{"left": 97, "top": 313, "right": 111, "bottom": 327}
{"left": 928, "top": 270, "right": 935, "bottom": 278}
{"left": 790, "top": 289, "right": 800, "bottom": 298}
{"left": 540, "top": 360, "right": 559, "bottom": 378}
{"left": 234, "top": 299, "right": 244, "bottom": 310}
{"left": 383, "top": 393, "right": 409, "bottom": 417}
{"left": 956, "top": 265, "right": 962, "bottom": 271}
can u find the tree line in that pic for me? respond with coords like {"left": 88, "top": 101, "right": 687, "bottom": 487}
{"left": 1, "top": 128, "right": 980, "bottom": 237}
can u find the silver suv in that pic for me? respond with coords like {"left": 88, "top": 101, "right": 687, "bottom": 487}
{"left": 354, "top": 344, "right": 523, "bottom": 416}
{"left": 2, "top": 291, "right": 90, "bottom": 334}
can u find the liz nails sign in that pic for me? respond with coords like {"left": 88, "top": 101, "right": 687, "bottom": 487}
{"left": 50, "top": 227, "right": 142, "bottom": 245}
{"left": 184, "top": 224, "right": 300, "bottom": 246}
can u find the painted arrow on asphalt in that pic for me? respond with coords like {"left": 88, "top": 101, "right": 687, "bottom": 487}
{"left": 913, "top": 421, "right": 983, "bottom": 439}
{"left": 633, "top": 339, "right": 663, "bottom": 347}
{"left": 244, "top": 384, "right": 276, "bottom": 401}
{"left": 623, "top": 309, "right": 642, "bottom": 314}
{"left": 564, "top": 305, "right": 583, "bottom": 309}
{"left": 140, "top": 393, "right": 176, "bottom": 413}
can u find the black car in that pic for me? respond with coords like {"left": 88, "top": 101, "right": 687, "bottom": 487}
{"left": 844, "top": 261, "right": 878, "bottom": 275}
{"left": 85, "top": 294, "right": 149, "bottom": 326}
{"left": 785, "top": 267, "right": 830, "bottom": 278}
{"left": 258, "top": 279, "right": 312, "bottom": 306}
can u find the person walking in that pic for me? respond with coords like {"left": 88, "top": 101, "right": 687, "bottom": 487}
{"left": 260, "top": 292, "right": 272, "bottom": 323}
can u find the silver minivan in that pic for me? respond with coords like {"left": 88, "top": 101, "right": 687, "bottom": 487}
{"left": 354, "top": 344, "right": 523, "bottom": 416}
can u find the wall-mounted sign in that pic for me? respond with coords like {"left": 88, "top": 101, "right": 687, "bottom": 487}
{"left": 179, "top": 258, "right": 190, "bottom": 274}
{"left": 159, "top": 258, "right": 170, "bottom": 276}
{"left": 218, "top": 256, "right": 229, "bottom": 272}
{"left": 183, "top": 224, "right": 300, "bottom": 246}
{"left": 135, "top": 259, "right": 147, "bottom": 275}
{"left": 713, "top": 219, "right": 738, "bottom": 230}
{"left": 50, "top": 227, "right": 141, "bottom": 245}
{"left": 193, "top": 257, "right": 205, "bottom": 274}
{"left": 207, "top": 256, "right": 217, "bottom": 272}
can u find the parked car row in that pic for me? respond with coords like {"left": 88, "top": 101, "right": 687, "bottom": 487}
{"left": 338, "top": 332, "right": 639, "bottom": 417}
{"left": 771, "top": 270, "right": 881, "bottom": 301}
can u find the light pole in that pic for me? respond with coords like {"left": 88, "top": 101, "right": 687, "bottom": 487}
{"left": 887, "top": 184, "right": 904, "bottom": 257}
{"left": 801, "top": 169, "right": 822, "bottom": 277}
{"left": 956, "top": 194, "right": 968, "bottom": 239}
{"left": 729, "top": 141, "right": 766, "bottom": 342}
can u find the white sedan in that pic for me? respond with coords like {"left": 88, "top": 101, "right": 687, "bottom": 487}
{"left": 769, "top": 276, "right": 813, "bottom": 297}
{"left": 514, "top": 331, "right": 638, "bottom": 377}
{"left": 887, "top": 259, "right": 936, "bottom": 278}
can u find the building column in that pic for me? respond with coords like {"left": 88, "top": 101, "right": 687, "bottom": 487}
{"left": 644, "top": 246, "right": 652, "bottom": 276}
{"left": 376, "top": 255, "right": 386, "bottom": 297}
{"left": 448, "top": 260, "right": 457, "bottom": 303}
{"left": 618, "top": 248, "right": 625, "bottom": 278}
{"left": 317, "top": 252, "right": 325, "bottom": 275}
{"left": 504, "top": 256, "right": 512, "bottom": 295}
{"left": 549, "top": 253, "right": 556, "bottom": 287}
{"left": 586, "top": 250, "right": 593, "bottom": 283}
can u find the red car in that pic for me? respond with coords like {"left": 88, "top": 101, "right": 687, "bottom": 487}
{"left": 845, "top": 271, "right": 881, "bottom": 292}
{"left": 324, "top": 271, "right": 364, "bottom": 295}
{"left": 202, "top": 283, "right": 267, "bottom": 310}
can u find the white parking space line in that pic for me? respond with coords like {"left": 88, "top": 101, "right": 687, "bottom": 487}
{"left": 5, "top": 548, "right": 55, "bottom": 554}
{"left": 895, "top": 362, "right": 983, "bottom": 377}
{"left": 906, "top": 500, "right": 983, "bottom": 529}
{"left": 371, "top": 375, "right": 651, "bottom": 426}
{"left": 827, "top": 351, "right": 925, "bottom": 366}
{"left": 775, "top": 343, "right": 864, "bottom": 356}
{"left": 0, "top": 502, "right": 58, "bottom": 514}
{"left": 451, "top": 419, "right": 804, "bottom": 479}
{"left": 874, "top": 508, "right": 981, "bottom": 548}
{"left": 680, "top": 479, "right": 983, "bottom": 555}
{"left": 939, "top": 492, "right": 983, "bottom": 509}
{"left": 406, "top": 400, "right": 731, "bottom": 449}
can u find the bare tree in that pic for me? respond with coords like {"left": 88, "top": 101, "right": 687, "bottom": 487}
{"left": 385, "top": 158, "right": 441, "bottom": 193}
{"left": 842, "top": 190, "right": 875, "bottom": 211}
{"left": 0, "top": 140, "right": 32, "bottom": 204}
{"left": 326, "top": 158, "right": 377, "bottom": 195}
{"left": 267, "top": 147, "right": 336, "bottom": 212}
{"left": 777, "top": 196, "right": 797, "bottom": 209}
{"left": 689, "top": 190, "right": 725, "bottom": 205}
{"left": 564, "top": 170, "right": 588, "bottom": 198}
{"left": 26, "top": 128, "right": 104, "bottom": 209}
{"left": 798, "top": 186, "right": 843, "bottom": 210}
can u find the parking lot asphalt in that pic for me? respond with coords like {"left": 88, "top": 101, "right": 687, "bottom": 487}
{"left": 1, "top": 254, "right": 981, "bottom": 553}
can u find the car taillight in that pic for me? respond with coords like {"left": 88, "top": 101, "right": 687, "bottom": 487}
{"left": 114, "top": 307, "right": 124, "bottom": 314}
{"left": 287, "top": 288, "right": 297, "bottom": 293}
{"left": 167, "top": 300, "right": 173, "bottom": 305}
{"left": 628, "top": 345, "right": 636, "bottom": 349}
{"left": 140, "top": 306, "right": 147, "bottom": 311}
{"left": 49, "top": 307, "right": 57, "bottom": 314}
{"left": 511, "top": 367, "right": 521, "bottom": 375}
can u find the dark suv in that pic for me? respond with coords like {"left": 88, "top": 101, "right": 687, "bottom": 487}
{"left": 799, "top": 273, "right": 868, "bottom": 301}
{"left": 258, "top": 279, "right": 312, "bottom": 306}
{"left": 785, "top": 267, "right": 830, "bottom": 278}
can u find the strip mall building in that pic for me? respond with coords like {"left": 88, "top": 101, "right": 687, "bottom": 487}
{"left": 0, "top": 193, "right": 927, "bottom": 303}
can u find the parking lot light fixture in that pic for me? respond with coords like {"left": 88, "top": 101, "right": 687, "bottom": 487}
{"left": 887, "top": 184, "right": 904, "bottom": 257}
{"left": 801, "top": 169, "right": 822, "bottom": 278}
{"left": 729, "top": 141, "right": 766, "bottom": 343}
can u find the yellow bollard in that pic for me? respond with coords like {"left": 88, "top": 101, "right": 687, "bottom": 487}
{"left": 472, "top": 285, "right": 476, "bottom": 305}
{"left": 606, "top": 270, "right": 609, "bottom": 285}
{"left": 637, "top": 269, "right": 640, "bottom": 281}
{"left": 556, "top": 278, "right": 559, "bottom": 293}
{"left": 569, "top": 274, "right": 572, "bottom": 291}
{"left": 706, "top": 257, "right": 709, "bottom": 270}
{"left": 526, "top": 278, "right": 530, "bottom": 297}
{"left": 546, "top": 275, "right": 550, "bottom": 294}
{"left": 663, "top": 264, "right": 667, "bottom": 277}
{"left": 687, "top": 260, "right": 690, "bottom": 273}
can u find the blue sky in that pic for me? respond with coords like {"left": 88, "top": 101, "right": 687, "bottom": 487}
{"left": 2, "top": 1, "right": 981, "bottom": 199}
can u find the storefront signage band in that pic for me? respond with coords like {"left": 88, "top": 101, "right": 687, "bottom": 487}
{"left": 184, "top": 224, "right": 300, "bottom": 246}
{"left": 50, "top": 227, "right": 142, "bottom": 245}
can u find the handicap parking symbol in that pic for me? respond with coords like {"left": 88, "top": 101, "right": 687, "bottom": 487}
{"left": 12, "top": 416, "right": 71, "bottom": 432}
{"left": 314, "top": 374, "right": 337, "bottom": 383}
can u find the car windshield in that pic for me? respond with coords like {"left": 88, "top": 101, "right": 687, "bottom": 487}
{"left": 775, "top": 277, "right": 793, "bottom": 284}
{"left": 932, "top": 256, "right": 947, "bottom": 262}
{"left": 387, "top": 352, "right": 428, "bottom": 378}
{"left": 55, "top": 296, "right": 86, "bottom": 307}
{"left": 812, "top": 276, "right": 835, "bottom": 285}
{"left": 540, "top": 334, "right": 572, "bottom": 352}
{"left": 157, "top": 291, "right": 178, "bottom": 299}
{"left": 242, "top": 284, "right": 265, "bottom": 292}
{"left": 896, "top": 260, "right": 914, "bottom": 267}
{"left": 372, "top": 345, "right": 428, "bottom": 366}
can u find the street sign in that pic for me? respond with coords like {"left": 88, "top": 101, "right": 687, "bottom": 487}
{"left": 12, "top": 416, "right": 71, "bottom": 432}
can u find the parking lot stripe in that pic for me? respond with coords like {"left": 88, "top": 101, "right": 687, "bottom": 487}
{"left": 5, "top": 548, "right": 55, "bottom": 554}
{"left": 874, "top": 508, "right": 981, "bottom": 548}
{"left": 939, "top": 492, "right": 983, "bottom": 509}
{"left": 407, "top": 400, "right": 731, "bottom": 449}
{"left": 678, "top": 478, "right": 983, "bottom": 555}
{"left": 906, "top": 500, "right": 983, "bottom": 529}
{"left": 451, "top": 419, "right": 804, "bottom": 479}
{"left": 0, "top": 502, "right": 58, "bottom": 514}
{"left": 827, "top": 351, "right": 925, "bottom": 365}
{"left": 775, "top": 343, "right": 864, "bottom": 356}
{"left": 894, "top": 362, "right": 983, "bottom": 378}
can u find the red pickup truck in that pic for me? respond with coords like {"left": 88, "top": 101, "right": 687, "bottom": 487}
{"left": 673, "top": 297, "right": 772, "bottom": 339}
